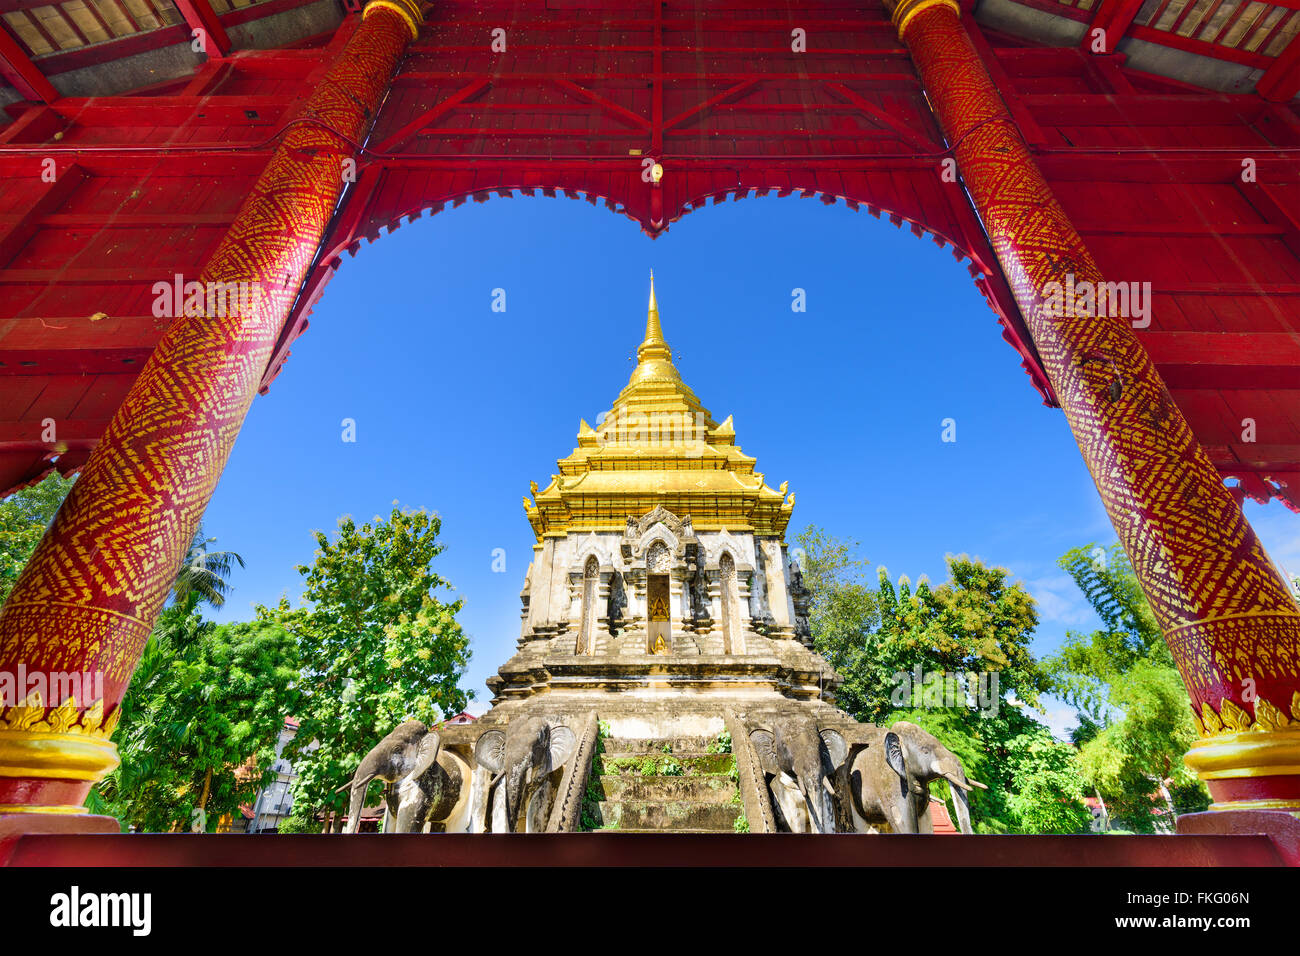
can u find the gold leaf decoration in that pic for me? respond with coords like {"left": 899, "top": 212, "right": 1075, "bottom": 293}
{"left": 1190, "top": 707, "right": 1205, "bottom": 737}
{"left": 1292, "top": 691, "right": 1300, "bottom": 722}
{"left": 1254, "top": 697, "right": 1290, "bottom": 732}
{"left": 46, "top": 695, "right": 78, "bottom": 734}
{"left": 4, "top": 690, "right": 46, "bottom": 732}
{"left": 81, "top": 698, "right": 104, "bottom": 735}
{"left": 99, "top": 706, "right": 121, "bottom": 738}
{"left": 1201, "top": 702, "right": 1223, "bottom": 735}
{"left": 1220, "top": 699, "right": 1252, "bottom": 733}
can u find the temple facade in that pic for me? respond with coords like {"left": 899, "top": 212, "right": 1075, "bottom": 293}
{"left": 491, "top": 275, "right": 825, "bottom": 708}
{"left": 378, "top": 279, "right": 985, "bottom": 836}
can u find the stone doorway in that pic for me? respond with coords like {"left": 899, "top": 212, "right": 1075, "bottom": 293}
{"left": 647, "top": 574, "right": 671, "bottom": 654}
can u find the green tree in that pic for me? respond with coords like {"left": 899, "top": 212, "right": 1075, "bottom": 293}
{"left": 91, "top": 527, "right": 274, "bottom": 831}
{"left": 98, "top": 616, "right": 300, "bottom": 832}
{"left": 796, "top": 526, "right": 1090, "bottom": 834}
{"left": 1043, "top": 544, "right": 1208, "bottom": 831}
{"left": 276, "top": 808, "right": 319, "bottom": 834}
{"left": 0, "top": 471, "right": 74, "bottom": 604}
{"left": 261, "top": 505, "right": 472, "bottom": 825}
{"left": 171, "top": 525, "right": 245, "bottom": 609}
{"left": 795, "top": 526, "right": 878, "bottom": 719}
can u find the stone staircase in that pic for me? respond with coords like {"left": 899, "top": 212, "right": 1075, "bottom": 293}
{"left": 580, "top": 735, "right": 744, "bottom": 833}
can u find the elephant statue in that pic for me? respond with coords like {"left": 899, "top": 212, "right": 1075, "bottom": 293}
{"left": 474, "top": 716, "right": 577, "bottom": 832}
{"left": 847, "top": 720, "right": 987, "bottom": 834}
{"left": 748, "top": 716, "right": 847, "bottom": 833}
{"left": 340, "top": 720, "right": 445, "bottom": 833}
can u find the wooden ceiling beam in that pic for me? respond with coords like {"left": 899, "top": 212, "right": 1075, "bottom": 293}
{"left": 1256, "top": 32, "right": 1300, "bottom": 102}
{"left": 173, "top": 0, "right": 232, "bottom": 57}
{"left": 1081, "top": 0, "right": 1146, "bottom": 54}
{"left": 0, "top": 22, "right": 58, "bottom": 103}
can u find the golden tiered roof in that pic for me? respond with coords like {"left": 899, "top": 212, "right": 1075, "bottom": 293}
{"left": 524, "top": 275, "right": 795, "bottom": 540}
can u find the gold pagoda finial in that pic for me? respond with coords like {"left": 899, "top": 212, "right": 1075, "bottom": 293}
{"left": 634, "top": 271, "right": 675, "bottom": 379}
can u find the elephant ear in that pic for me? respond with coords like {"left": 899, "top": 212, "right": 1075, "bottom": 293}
{"left": 884, "top": 732, "right": 907, "bottom": 780}
{"left": 548, "top": 725, "right": 577, "bottom": 769}
{"left": 819, "top": 729, "right": 848, "bottom": 770}
{"left": 406, "top": 731, "right": 442, "bottom": 782}
{"left": 749, "top": 729, "right": 780, "bottom": 777}
{"left": 474, "top": 730, "right": 507, "bottom": 774}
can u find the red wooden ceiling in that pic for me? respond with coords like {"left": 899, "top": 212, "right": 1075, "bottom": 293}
{"left": 1, "top": 0, "right": 1298, "bottom": 512}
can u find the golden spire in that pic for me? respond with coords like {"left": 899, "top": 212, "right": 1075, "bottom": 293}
{"left": 630, "top": 271, "right": 679, "bottom": 384}
{"left": 524, "top": 270, "right": 795, "bottom": 541}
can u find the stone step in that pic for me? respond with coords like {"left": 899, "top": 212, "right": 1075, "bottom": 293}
{"left": 601, "top": 736, "right": 724, "bottom": 755}
{"left": 596, "top": 753, "right": 734, "bottom": 776}
{"left": 591, "top": 773, "right": 737, "bottom": 804}
{"left": 584, "top": 800, "right": 742, "bottom": 831}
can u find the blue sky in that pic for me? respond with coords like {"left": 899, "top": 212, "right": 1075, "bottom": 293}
{"left": 202, "top": 193, "right": 1299, "bottom": 736}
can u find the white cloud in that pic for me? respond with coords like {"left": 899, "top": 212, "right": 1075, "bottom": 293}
{"left": 1023, "top": 573, "right": 1095, "bottom": 628}
{"left": 1039, "top": 696, "right": 1079, "bottom": 742}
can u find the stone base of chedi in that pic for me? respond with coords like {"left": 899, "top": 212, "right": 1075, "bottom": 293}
{"left": 343, "top": 278, "right": 984, "bottom": 835}
{"left": 349, "top": 592, "right": 986, "bottom": 835}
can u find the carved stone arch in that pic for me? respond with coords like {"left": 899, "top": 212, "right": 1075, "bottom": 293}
{"left": 636, "top": 523, "right": 681, "bottom": 560}
{"left": 706, "top": 528, "right": 747, "bottom": 568}
{"left": 572, "top": 535, "right": 607, "bottom": 574}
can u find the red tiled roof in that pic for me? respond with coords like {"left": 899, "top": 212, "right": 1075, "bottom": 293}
{"left": 930, "top": 801, "right": 959, "bottom": 834}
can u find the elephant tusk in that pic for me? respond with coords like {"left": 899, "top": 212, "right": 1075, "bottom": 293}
{"left": 943, "top": 773, "right": 973, "bottom": 791}
{"left": 967, "top": 778, "right": 989, "bottom": 791}
{"left": 822, "top": 776, "right": 836, "bottom": 797}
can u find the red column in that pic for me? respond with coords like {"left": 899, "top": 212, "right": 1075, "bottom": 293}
{"left": 0, "top": 0, "right": 422, "bottom": 823}
{"left": 887, "top": 0, "right": 1300, "bottom": 815}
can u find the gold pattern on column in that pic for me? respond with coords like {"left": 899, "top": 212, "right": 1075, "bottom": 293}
{"left": 884, "top": 0, "right": 1300, "bottom": 809}
{"left": 0, "top": 1, "right": 421, "bottom": 816}
{"left": 363, "top": 0, "right": 423, "bottom": 40}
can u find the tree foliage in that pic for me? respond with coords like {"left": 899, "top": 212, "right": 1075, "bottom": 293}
{"left": 171, "top": 526, "right": 245, "bottom": 610}
{"left": 91, "top": 530, "right": 292, "bottom": 832}
{"left": 1042, "top": 544, "right": 1207, "bottom": 831}
{"left": 796, "top": 525, "right": 1090, "bottom": 834}
{"left": 98, "top": 609, "right": 300, "bottom": 832}
{"left": 260, "top": 505, "right": 472, "bottom": 819}
{"left": 795, "top": 526, "right": 878, "bottom": 719}
{"left": 0, "top": 471, "right": 74, "bottom": 605}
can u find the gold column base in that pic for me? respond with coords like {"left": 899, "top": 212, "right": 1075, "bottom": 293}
{"left": 0, "top": 730, "right": 120, "bottom": 782}
{"left": 1184, "top": 725, "right": 1300, "bottom": 813}
{"left": 1184, "top": 725, "right": 1300, "bottom": 779}
{"left": 1205, "top": 798, "right": 1300, "bottom": 814}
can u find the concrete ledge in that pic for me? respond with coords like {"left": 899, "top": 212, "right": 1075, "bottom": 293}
{"left": 1178, "top": 809, "right": 1300, "bottom": 866}
{"left": 3, "top": 832, "right": 1284, "bottom": 867}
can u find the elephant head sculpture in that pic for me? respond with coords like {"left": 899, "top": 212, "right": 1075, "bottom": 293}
{"left": 474, "top": 716, "right": 577, "bottom": 832}
{"left": 340, "top": 720, "right": 443, "bottom": 833}
{"left": 749, "top": 716, "right": 847, "bottom": 833}
{"left": 848, "top": 720, "right": 987, "bottom": 834}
